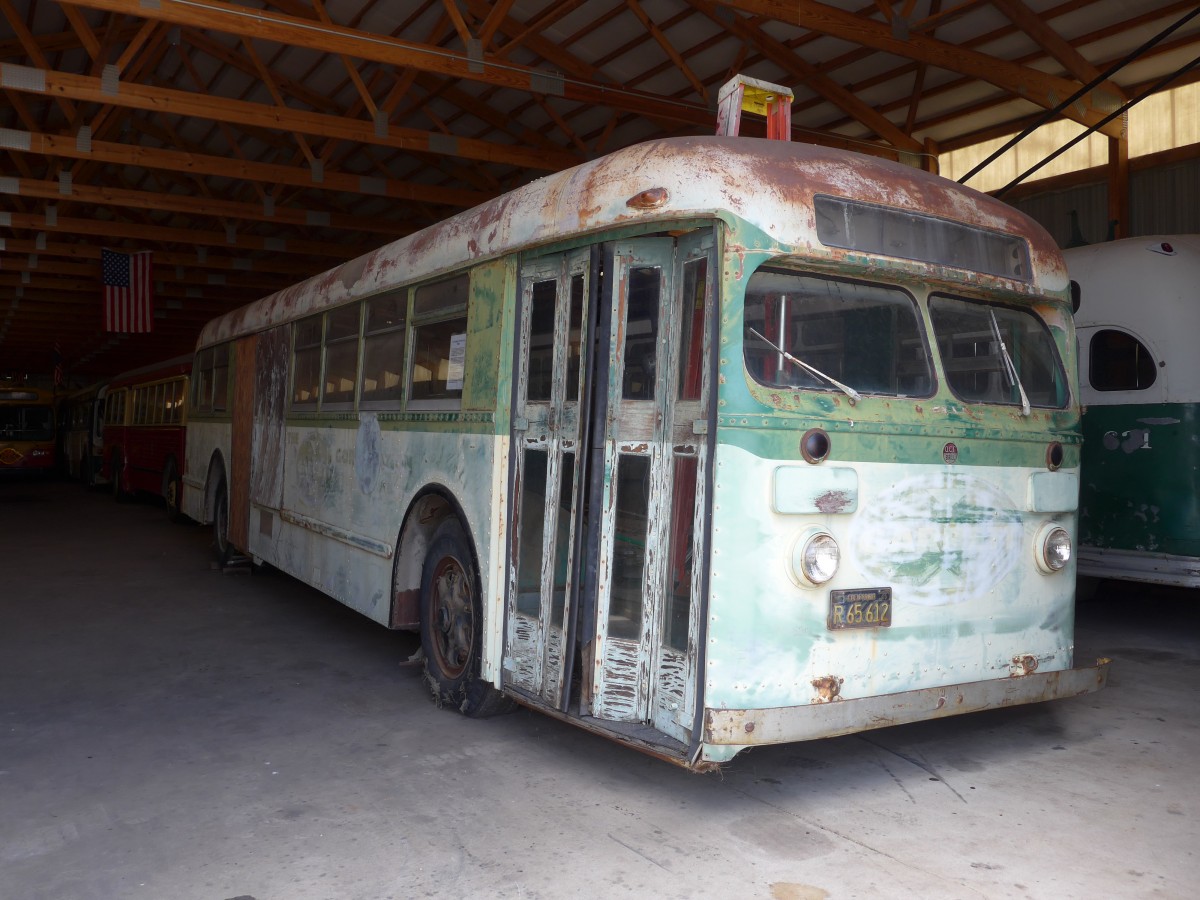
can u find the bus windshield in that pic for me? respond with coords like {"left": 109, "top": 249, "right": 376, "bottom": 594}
{"left": 743, "top": 268, "right": 933, "bottom": 397}
{"left": 0, "top": 404, "right": 54, "bottom": 440}
{"left": 929, "top": 294, "right": 1069, "bottom": 409}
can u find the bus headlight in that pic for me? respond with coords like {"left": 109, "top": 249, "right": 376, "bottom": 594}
{"left": 790, "top": 529, "right": 840, "bottom": 587}
{"left": 1036, "top": 524, "right": 1072, "bottom": 574}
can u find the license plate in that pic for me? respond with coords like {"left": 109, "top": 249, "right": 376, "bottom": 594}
{"left": 828, "top": 587, "right": 892, "bottom": 630}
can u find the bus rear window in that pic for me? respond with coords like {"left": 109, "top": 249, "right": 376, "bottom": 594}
{"left": 929, "top": 295, "right": 1068, "bottom": 408}
{"left": 743, "top": 269, "right": 932, "bottom": 397}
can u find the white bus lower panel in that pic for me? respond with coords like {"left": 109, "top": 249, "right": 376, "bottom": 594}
{"left": 1078, "top": 546, "right": 1200, "bottom": 588}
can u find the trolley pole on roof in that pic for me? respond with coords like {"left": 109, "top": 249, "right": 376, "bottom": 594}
{"left": 716, "top": 75, "right": 794, "bottom": 141}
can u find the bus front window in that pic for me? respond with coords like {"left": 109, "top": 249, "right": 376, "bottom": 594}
{"left": 743, "top": 268, "right": 932, "bottom": 397}
{"left": 929, "top": 295, "right": 1069, "bottom": 409}
{"left": 0, "top": 405, "right": 54, "bottom": 440}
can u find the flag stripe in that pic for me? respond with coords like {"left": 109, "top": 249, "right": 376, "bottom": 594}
{"left": 102, "top": 249, "right": 154, "bottom": 333}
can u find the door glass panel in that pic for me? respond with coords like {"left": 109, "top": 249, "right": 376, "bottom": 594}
{"left": 528, "top": 281, "right": 557, "bottom": 402}
{"left": 678, "top": 258, "right": 707, "bottom": 401}
{"left": 664, "top": 456, "right": 697, "bottom": 652}
{"left": 622, "top": 268, "right": 661, "bottom": 400}
{"left": 551, "top": 454, "right": 575, "bottom": 629}
{"left": 517, "top": 448, "right": 548, "bottom": 617}
{"left": 566, "top": 274, "right": 585, "bottom": 403}
{"left": 609, "top": 454, "right": 651, "bottom": 640}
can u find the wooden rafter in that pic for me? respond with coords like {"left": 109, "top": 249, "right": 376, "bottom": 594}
{"left": 990, "top": 0, "right": 1126, "bottom": 103}
{"left": 625, "top": 0, "right": 709, "bottom": 104}
{"left": 1, "top": 237, "right": 327, "bottom": 276}
{"left": 715, "top": 0, "right": 1125, "bottom": 136}
{"left": 0, "top": 64, "right": 581, "bottom": 170}
{"left": 2, "top": 209, "right": 370, "bottom": 259}
{"left": 3, "top": 128, "right": 489, "bottom": 209}
{"left": 54, "top": 0, "right": 719, "bottom": 129}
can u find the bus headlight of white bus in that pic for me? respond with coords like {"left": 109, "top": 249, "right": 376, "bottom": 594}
{"left": 789, "top": 529, "right": 840, "bottom": 587}
{"left": 1035, "top": 523, "right": 1072, "bottom": 574}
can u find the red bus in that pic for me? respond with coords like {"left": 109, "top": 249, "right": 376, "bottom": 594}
{"left": 102, "top": 355, "right": 191, "bottom": 518}
{"left": 0, "top": 383, "right": 56, "bottom": 476}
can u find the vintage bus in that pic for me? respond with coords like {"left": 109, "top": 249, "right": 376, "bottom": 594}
{"left": 182, "top": 134, "right": 1109, "bottom": 768}
{"left": 0, "top": 382, "right": 56, "bottom": 476}
{"left": 59, "top": 382, "right": 107, "bottom": 486}
{"left": 102, "top": 355, "right": 191, "bottom": 518}
{"left": 1067, "top": 234, "right": 1200, "bottom": 588}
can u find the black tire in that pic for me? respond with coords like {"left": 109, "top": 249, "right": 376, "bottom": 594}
{"left": 418, "top": 520, "right": 514, "bottom": 718}
{"left": 111, "top": 452, "right": 127, "bottom": 503}
{"left": 163, "top": 459, "right": 184, "bottom": 522}
{"left": 212, "top": 481, "right": 234, "bottom": 566}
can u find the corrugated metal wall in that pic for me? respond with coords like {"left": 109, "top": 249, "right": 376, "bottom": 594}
{"left": 1007, "top": 157, "right": 1200, "bottom": 247}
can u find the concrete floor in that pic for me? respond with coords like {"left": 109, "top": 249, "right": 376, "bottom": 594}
{"left": 1, "top": 480, "right": 1196, "bottom": 900}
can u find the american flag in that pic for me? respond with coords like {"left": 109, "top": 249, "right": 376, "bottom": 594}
{"left": 102, "top": 249, "right": 154, "bottom": 333}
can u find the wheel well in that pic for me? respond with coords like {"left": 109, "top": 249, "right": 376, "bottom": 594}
{"left": 203, "top": 452, "right": 227, "bottom": 523}
{"left": 161, "top": 454, "right": 179, "bottom": 483}
{"left": 389, "top": 486, "right": 476, "bottom": 630}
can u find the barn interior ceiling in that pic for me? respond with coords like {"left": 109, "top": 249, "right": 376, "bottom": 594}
{"left": 2, "top": 0, "right": 1199, "bottom": 380}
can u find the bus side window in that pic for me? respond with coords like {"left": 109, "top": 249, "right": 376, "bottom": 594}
{"left": 212, "top": 345, "right": 230, "bottom": 412}
{"left": 292, "top": 316, "right": 323, "bottom": 409}
{"left": 360, "top": 291, "right": 407, "bottom": 408}
{"left": 410, "top": 318, "right": 468, "bottom": 405}
{"left": 322, "top": 303, "right": 362, "bottom": 408}
{"left": 194, "top": 348, "right": 213, "bottom": 413}
{"left": 409, "top": 274, "right": 469, "bottom": 409}
{"left": 1089, "top": 329, "right": 1157, "bottom": 391}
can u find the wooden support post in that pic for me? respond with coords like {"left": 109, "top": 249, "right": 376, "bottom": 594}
{"left": 923, "top": 137, "right": 940, "bottom": 175}
{"left": 1107, "top": 132, "right": 1129, "bottom": 240}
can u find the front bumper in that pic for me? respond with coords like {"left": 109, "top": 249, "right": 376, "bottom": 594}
{"left": 703, "top": 658, "right": 1110, "bottom": 755}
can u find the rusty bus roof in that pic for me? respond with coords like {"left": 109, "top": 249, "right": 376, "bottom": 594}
{"left": 196, "top": 135, "right": 1066, "bottom": 349}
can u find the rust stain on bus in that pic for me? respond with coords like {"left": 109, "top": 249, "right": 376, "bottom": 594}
{"left": 1011, "top": 654, "right": 1040, "bottom": 677}
{"left": 811, "top": 675, "right": 843, "bottom": 703}
{"left": 814, "top": 490, "right": 852, "bottom": 514}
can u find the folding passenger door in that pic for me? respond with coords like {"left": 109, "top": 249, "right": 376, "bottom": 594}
{"left": 587, "top": 232, "right": 715, "bottom": 744}
{"left": 506, "top": 249, "right": 592, "bottom": 705}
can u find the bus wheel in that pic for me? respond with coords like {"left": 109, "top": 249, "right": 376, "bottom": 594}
{"left": 213, "top": 481, "right": 233, "bottom": 565}
{"left": 111, "top": 453, "right": 127, "bottom": 503}
{"left": 418, "top": 520, "right": 514, "bottom": 718}
{"left": 163, "top": 460, "right": 184, "bottom": 522}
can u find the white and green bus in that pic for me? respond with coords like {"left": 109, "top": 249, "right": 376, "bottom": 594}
{"left": 182, "top": 135, "right": 1109, "bottom": 769}
{"left": 1068, "top": 235, "right": 1200, "bottom": 588}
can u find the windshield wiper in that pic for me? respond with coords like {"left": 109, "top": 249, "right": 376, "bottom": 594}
{"left": 988, "top": 310, "right": 1031, "bottom": 416}
{"left": 748, "top": 327, "right": 861, "bottom": 405}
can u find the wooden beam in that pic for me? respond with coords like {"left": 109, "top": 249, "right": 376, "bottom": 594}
{"left": 0, "top": 238, "right": 323, "bottom": 277}
{"left": 55, "top": 0, "right": 718, "bottom": 130}
{"left": 0, "top": 257, "right": 289, "bottom": 293}
{"left": 58, "top": 4, "right": 102, "bottom": 62}
{"left": 625, "top": 0, "right": 709, "bottom": 104}
{"left": 3, "top": 128, "right": 489, "bottom": 209}
{"left": 1107, "top": 133, "right": 1128, "bottom": 240}
{"left": 0, "top": 64, "right": 581, "bottom": 172}
{"left": 478, "top": 0, "right": 518, "bottom": 49}
{"left": 715, "top": 0, "right": 1125, "bottom": 136}
{"left": 989, "top": 0, "right": 1126, "bottom": 103}
{"left": 11, "top": 175, "right": 418, "bottom": 236}
{"left": 0, "top": 0, "right": 79, "bottom": 126}
{"left": 1, "top": 211, "right": 370, "bottom": 260}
